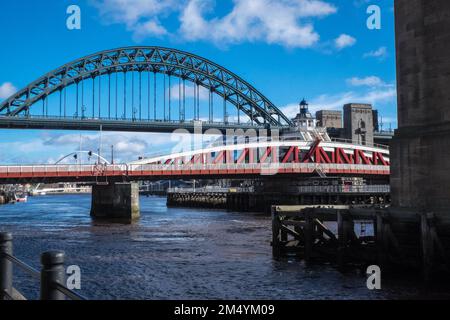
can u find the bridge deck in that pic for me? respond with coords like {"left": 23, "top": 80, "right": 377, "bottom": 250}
{"left": 0, "top": 116, "right": 280, "bottom": 134}
{"left": 0, "top": 163, "right": 389, "bottom": 184}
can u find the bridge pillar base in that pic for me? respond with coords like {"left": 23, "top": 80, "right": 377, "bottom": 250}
{"left": 90, "top": 182, "right": 140, "bottom": 223}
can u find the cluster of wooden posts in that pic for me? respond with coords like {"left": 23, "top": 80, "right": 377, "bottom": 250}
{"left": 272, "top": 205, "right": 450, "bottom": 281}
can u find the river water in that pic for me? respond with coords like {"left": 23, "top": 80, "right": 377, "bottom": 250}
{"left": 0, "top": 194, "right": 448, "bottom": 300}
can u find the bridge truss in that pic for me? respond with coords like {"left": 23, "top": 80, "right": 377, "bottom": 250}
{"left": 0, "top": 140, "right": 390, "bottom": 184}
{"left": 0, "top": 47, "right": 292, "bottom": 132}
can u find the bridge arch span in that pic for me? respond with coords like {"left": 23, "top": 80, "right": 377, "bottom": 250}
{"left": 0, "top": 46, "right": 292, "bottom": 127}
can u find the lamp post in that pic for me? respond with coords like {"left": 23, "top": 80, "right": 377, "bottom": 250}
{"left": 111, "top": 145, "right": 114, "bottom": 164}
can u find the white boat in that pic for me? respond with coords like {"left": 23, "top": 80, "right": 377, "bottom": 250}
{"left": 14, "top": 194, "right": 28, "bottom": 203}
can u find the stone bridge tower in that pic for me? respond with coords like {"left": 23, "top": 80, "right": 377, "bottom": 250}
{"left": 392, "top": 0, "right": 450, "bottom": 218}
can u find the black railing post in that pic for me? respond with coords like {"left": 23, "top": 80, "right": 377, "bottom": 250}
{"left": 0, "top": 232, "right": 13, "bottom": 300}
{"left": 40, "top": 251, "right": 66, "bottom": 300}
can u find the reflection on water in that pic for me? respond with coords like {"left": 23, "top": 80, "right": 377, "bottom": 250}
{"left": 0, "top": 195, "right": 447, "bottom": 299}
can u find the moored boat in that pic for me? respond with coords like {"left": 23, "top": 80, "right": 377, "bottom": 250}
{"left": 14, "top": 193, "right": 28, "bottom": 203}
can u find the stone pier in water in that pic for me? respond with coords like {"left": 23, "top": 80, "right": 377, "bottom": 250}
{"left": 90, "top": 182, "right": 140, "bottom": 223}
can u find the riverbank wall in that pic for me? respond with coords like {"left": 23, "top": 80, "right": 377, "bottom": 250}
{"left": 167, "top": 190, "right": 390, "bottom": 214}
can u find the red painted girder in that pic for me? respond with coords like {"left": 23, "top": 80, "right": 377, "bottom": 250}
{"left": 281, "top": 146, "right": 298, "bottom": 163}
{"left": 334, "top": 148, "right": 352, "bottom": 164}
{"left": 372, "top": 152, "right": 389, "bottom": 166}
{"left": 213, "top": 151, "right": 225, "bottom": 164}
{"left": 302, "top": 138, "right": 321, "bottom": 163}
{"left": 259, "top": 147, "right": 273, "bottom": 163}
{"left": 236, "top": 148, "right": 249, "bottom": 164}
{"left": 354, "top": 149, "right": 372, "bottom": 165}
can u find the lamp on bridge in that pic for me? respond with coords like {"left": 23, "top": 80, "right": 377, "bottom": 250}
{"left": 111, "top": 145, "right": 114, "bottom": 164}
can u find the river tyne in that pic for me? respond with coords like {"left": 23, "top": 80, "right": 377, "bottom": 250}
{"left": 0, "top": 194, "right": 448, "bottom": 300}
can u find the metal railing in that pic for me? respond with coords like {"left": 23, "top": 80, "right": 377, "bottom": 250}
{"left": 0, "top": 162, "right": 391, "bottom": 172}
{"left": 0, "top": 232, "right": 86, "bottom": 300}
{"left": 295, "top": 185, "right": 390, "bottom": 194}
{"left": 167, "top": 185, "right": 389, "bottom": 195}
{"left": 1, "top": 114, "right": 279, "bottom": 128}
{"left": 330, "top": 138, "right": 389, "bottom": 150}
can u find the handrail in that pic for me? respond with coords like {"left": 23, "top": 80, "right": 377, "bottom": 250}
{"left": 2, "top": 289, "right": 14, "bottom": 300}
{"left": 53, "top": 282, "right": 85, "bottom": 301}
{"left": 0, "top": 162, "right": 391, "bottom": 171}
{"left": 0, "top": 233, "right": 87, "bottom": 300}
{"left": 330, "top": 138, "right": 389, "bottom": 150}
{"left": 3, "top": 253, "right": 40, "bottom": 279}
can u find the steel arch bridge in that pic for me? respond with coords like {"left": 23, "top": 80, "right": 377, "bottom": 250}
{"left": 0, "top": 46, "right": 292, "bottom": 133}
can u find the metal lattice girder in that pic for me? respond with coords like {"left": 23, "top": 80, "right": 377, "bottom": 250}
{"left": 0, "top": 46, "right": 293, "bottom": 126}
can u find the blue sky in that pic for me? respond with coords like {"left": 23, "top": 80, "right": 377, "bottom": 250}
{"left": 0, "top": 0, "right": 396, "bottom": 164}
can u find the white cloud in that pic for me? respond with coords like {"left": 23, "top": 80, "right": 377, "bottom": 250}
{"left": 25, "top": 130, "right": 216, "bottom": 164}
{"left": 0, "top": 138, "right": 71, "bottom": 164}
{"left": 91, "top": 0, "right": 337, "bottom": 49}
{"left": 334, "top": 34, "right": 356, "bottom": 50}
{"left": 168, "top": 83, "right": 209, "bottom": 101}
{"left": 364, "top": 46, "right": 388, "bottom": 59}
{"left": 133, "top": 20, "right": 169, "bottom": 40}
{"left": 280, "top": 88, "right": 397, "bottom": 119}
{"left": 346, "top": 76, "right": 385, "bottom": 87}
{"left": 180, "top": 0, "right": 337, "bottom": 48}
{"left": 0, "top": 127, "right": 252, "bottom": 164}
{"left": 91, "top": 0, "right": 180, "bottom": 40}
{"left": 0, "top": 82, "right": 17, "bottom": 100}
{"left": 42, "top": 132, "right": 177, "bottom": 161}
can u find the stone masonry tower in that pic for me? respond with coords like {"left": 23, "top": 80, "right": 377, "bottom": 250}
{"left": 343, "top": 103, "right": 374, "bottom": 146}
{"left": 392, "top": 0, "right": 450, "bottom": 217}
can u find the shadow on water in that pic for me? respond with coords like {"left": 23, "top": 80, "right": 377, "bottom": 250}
{"left": 0, "top": 194, "right": 449, "bottom": 299}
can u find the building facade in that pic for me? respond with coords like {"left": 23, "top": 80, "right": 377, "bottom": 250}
{"left": 316, "top": 110, "right": 343, "bottom": 128}
{"left": 343, "top": 103, "right": 374, "bottom": 146}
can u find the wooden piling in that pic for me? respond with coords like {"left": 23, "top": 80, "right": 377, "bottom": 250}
{"left": 271, "top": 205, "right": 450, "bottom": 280}
{"left": 337, "top": 210, "right": 346, "bottom": 269}
{"left": 421, "top": 212, "right": 434, "bottom": 282}
{"left": 271, "top": 206, "right": 281, "bottom": 258}
{"left": 304, "top": 209, "right": 314, "bottom": 263}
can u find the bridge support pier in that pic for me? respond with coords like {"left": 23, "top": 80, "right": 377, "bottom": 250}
{"left": 90, "top": 182, "right": 140, "bottom": 223}
{"left": 392, "top": 0, "right": 450, "bottom": 220}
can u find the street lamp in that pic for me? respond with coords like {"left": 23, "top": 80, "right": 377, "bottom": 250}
{"left": 111, "top": 145, "right": 114, "bottom": 164}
